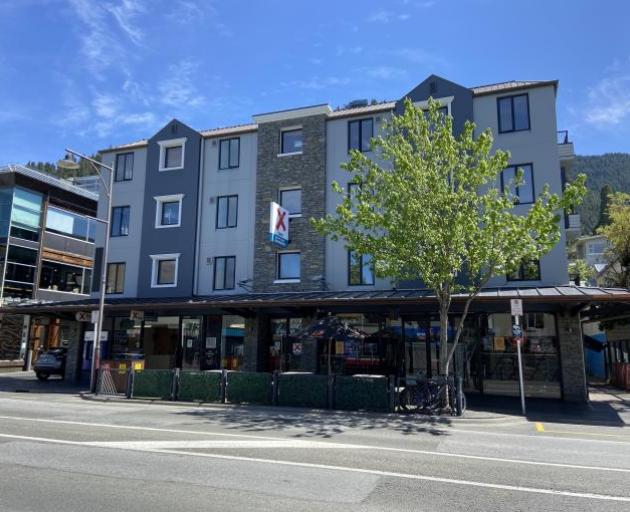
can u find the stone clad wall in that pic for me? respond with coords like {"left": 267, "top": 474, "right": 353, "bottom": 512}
{"left": 557, "top": 310, "right": 588, "bottom": 402}
{"left": 253, "top": 114, "right": 327, "bottom": 292}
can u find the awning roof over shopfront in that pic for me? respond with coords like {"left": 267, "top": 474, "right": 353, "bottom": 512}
{"left": 3, "top": 286, "right": 630, "bottom": 315}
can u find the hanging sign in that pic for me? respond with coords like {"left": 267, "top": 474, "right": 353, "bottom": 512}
{"left": 269, "top": 202, "right": 289, "bottom": 248}
{"left": 510, "top": 299, "right": 523, "bottom": 317}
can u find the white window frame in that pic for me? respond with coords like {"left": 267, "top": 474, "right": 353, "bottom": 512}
{"left": 279, "top": 186, "right": 302, "bottom": 218}
{"left": 150, "top": 253, "right": 180, "bottom": 288}
{"left": 274, "top": 250, "right": 301, "bottom": 283}
{"left": 278, "top": 125, "right": 303, "bottom": 157}
{"left": 413, "top": 95, "right": 454, "bottom": 116}
{"left": 158, "top": 137, "right": 187, "bottom": 171}
{"left": 154, "top": 194, "right": 184, "bottom": 229}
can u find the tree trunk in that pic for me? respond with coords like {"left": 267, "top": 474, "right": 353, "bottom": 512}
{"left": 438, "top": 294, "right": 450, "bottom": 376}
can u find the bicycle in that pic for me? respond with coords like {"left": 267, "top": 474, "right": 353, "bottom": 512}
{"left": 399, "top": 372, "right": 466, "bottom": 415}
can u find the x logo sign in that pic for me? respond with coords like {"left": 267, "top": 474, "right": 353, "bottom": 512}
{"left": 275, "top": 209, "right": 287, "bottom": 231}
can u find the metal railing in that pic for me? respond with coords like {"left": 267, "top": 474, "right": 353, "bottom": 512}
{"left": 557, "top": 130, "right": 570, "bottom": 144}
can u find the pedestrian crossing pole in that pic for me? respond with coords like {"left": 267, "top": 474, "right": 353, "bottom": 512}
{"left": 510, "top": 299, "right": 526, "bottom": 416}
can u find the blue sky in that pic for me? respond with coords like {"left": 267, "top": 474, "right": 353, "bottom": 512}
{"left": 1, "top": 0, "right": 629, "bottom": 164}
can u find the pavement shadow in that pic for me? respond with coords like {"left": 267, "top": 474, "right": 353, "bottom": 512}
{"left": 466, "top": 391, "right": 628, "bottom": 427}
{"left": 176, "top": 407, "right": 453, "bottom": 439}
{"left": 0, "top": 371, "right": 83, "bottom": 395}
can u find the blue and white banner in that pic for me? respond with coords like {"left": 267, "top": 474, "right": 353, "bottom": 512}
{"left": 269, "top": 201, "right": 289, "bottom": 248}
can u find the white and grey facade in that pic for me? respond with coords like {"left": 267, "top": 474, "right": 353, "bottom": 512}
{"left": 15, "top": 74, "right": 610, "bottom": 402}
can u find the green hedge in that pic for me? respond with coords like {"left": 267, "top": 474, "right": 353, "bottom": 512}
{"left": 334, "top": 375, "right": 390, "bottom": 412}
{"left": 132, "top": 369, "right": 173, "bottom": 399}
{"left": 226, "top": 372, "right": 272, "bottom": 405}
{"left": 178, "top": 371, "right": 222, "bottom": 402}
{"left": 278, "top": 373, "right": 328, "bottom": 409}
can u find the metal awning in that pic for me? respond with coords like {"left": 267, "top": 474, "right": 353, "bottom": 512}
{"left": 3, "top": 286, "right": 630, "bottom": 315}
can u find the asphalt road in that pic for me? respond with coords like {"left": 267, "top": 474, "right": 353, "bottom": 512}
{"left": 0, "top": 380, "right": 629, "bottom": 511}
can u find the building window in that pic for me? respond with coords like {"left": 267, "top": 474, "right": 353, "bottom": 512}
{"left": 279, "top": 188, "right": 301, "bottom": 217}
{"left": 280, "top": 128, "right": 303, "bottom": 155}
{"left": 150, "top": 253, "right": 180, "bottom": 288}
{"left": 219, "top": 138, "right": 240, "bottom": 169}
{"left": 39, "top": 260, "right": 91, "bottom": 294}
{"left": 213, "top": 256, "right": 236, "bottom": 290}
{"left": 158, "top": 138, "right": 186, "bottom": 171}
{"left": 154, "top": 194, "right": 183, "bottom": 228}
{"left": 216, "top": 195, "right": 238, "bottom": 229}
{"left": 507, "top": 259, "right": 540, "bottom": 281}
{"left": 501, "top": 164, "right": 534, "bottom": 204}
{"left": 115, "top": 152, "right": 134, "bottom": 181}
{"left": 111, "top": 206, "right": 130, "bottom": 237}
{"left": 498, "top": 94, "right": 530, "bottom": 133}
{"left": 46, "top": 206, "right": 96, "bottom": 242}
{"left": 277, "top": 251, "right": 300, "bottom": 281}
{"left": 348, "top": 251, "right": 375, "bottom": 285}
{"left": 106, "top": 262, "right": 125, "bottom": 294}
{"left": 348, "top": 118, "right": 373, "bottom": 152}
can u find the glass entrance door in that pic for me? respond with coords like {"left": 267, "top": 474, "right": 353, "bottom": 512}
{"left": 180, "top": 317, "right": 202, "bottom": 370}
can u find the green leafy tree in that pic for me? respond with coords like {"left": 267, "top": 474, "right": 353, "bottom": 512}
{"left": 598, "top": 192, "right": 630, "bottom": 287}
{"left": 313, "top": 99, "right": 586, "bottom": 377}
{"left": 596, "top": 184, "right": 613, "bottom": 230}
{"left": 568, "top": 259, "right": 595, "bottom": 285}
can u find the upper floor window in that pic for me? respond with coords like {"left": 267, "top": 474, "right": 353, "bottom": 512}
{"left": 507, "top": 259, "right": 540, "bottom": 281}
{"left": 280, "top": 128, "right": 303, "bottom": 155}
{"left": 150, "top": 253, "right": 179, "bottom": 288}
{"left": 501, "top": 164, "right": 534, "bottom": 204}
{"left": 115, "top": 152, "right": 134, "bottom": 181}
{"left": 154, "top": 194, "right": 183, "bottom": 228}
{"left": 348, "top": 250, "right": 374, "bottom": 286}
{"left": 219, "top": 138, "right": 240, "bottom": 169}
{"left": 158, "top": 138, "right": 186, "bottom": 171}
{"left": 106, "top": 262, "right": 125, "bottom": 294}
{"left": 216, "top": 195, "right": 238, "bottom": 229}
{"left": 348, "top": 118, "right": 373, "bottom": 153}
{"left": 213, "top": 255, "right": 236, "bottom": 290}
{"left": 46, "top": 206, "right": 96, "bottom": 242}
{"left": 498, "top": 94, "right": 530, "bottom": 133}
{"left": 277, "top": 251, "right": 300, "bottom": 281}
{"left": 111, "top": 206, "right": 130, "bottom": 237}
{"left": 279, "top": 188, "right": 301, "bottom": 217}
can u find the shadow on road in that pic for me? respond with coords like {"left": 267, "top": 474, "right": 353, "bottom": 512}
{"left": 466, "top": 390, "right": 629, "bottom": 427}
{"left": 176, "top": 407, "right": 453, "bottom": 439}
{"left": 0, "top": 371, "right": 83, "bottom": 395}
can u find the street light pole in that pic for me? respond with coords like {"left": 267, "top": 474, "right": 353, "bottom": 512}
{"left": 58, "top": 149, "right": 114, "bottom": 393}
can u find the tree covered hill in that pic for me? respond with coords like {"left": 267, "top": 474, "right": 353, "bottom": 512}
{"left": 567, "top": 153, "right": 630, "bottom": 234}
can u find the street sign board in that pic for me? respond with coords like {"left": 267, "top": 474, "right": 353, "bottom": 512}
{"left": 510, "top": 298, "right": 523, "bottom": 317}
{"left": 91, "top": 310, "right": 100, "bottom": 324}
{"left": 512, "top": 324, "right": 523, "bottom": 338}
{"left": 75, "top": 311, "right": 91, "bottom": 322}
{"left": 130, "top": 310, "right": 144, "bottom": 321}
{"left": 268, "top": 202, "right": 289, "bottom": 248}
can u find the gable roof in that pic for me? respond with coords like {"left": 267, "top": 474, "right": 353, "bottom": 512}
{"left": 470, "top": 80, "right": 558, "bottom": 97}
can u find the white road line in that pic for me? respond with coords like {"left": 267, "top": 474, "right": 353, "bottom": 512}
{"left": 0, "top": 432, "right": 627, "bottom": 503}
{"left": 1, "top": 416, "right": 630, "bottom": 474}
{"left": 85, "top": 440, "right": 361, "bottom": 450}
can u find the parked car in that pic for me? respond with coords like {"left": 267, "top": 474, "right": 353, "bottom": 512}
{"left": 33, "top": 347, "right": 67, "bottom": 381}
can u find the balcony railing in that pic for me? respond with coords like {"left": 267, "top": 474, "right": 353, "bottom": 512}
{"left": 557, "top": 130, "right": 570, "bottom": 144}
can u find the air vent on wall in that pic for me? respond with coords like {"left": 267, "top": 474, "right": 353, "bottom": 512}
{"left": 209, "top": 196, "right": 215, "bottom": 204}
{"left": 429, "top": 81, "right": 437, "bottom": 94}
{"left": 206, "top": 257, "right": 213, "bottom": 265}
{"left": 171, "top": 123, "right": 178, "bottom": 134}
{"left": 211, "top": 140, "right": 218, "bottom": 146}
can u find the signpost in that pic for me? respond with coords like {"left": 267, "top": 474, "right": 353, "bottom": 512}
{"left": 510, "top": 299, "right": 526, "bottom": 415}
{"left": 268, "top": 202, "right": 289, "bottom": 248}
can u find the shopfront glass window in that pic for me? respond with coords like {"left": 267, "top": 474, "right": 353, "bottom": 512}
{"left": 39, "top": 260, "right": 91, "bottom": 294}
{"left": 110, "top": 317, "right": 143, "bottom": 361}
{"left": 481, "top": 313, "right": 560, "bottom": 397}
{"left": 221, "top": 315, "right": 245, "bottom": 370}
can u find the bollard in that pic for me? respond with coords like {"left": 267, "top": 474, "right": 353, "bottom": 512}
{"left": 126, "top": 369, "right": 134, "bottom": 399}
{"left": 455, "top": 376, "right": 464, "bottom": 416}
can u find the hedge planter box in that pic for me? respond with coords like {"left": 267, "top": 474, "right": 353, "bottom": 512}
{"left": 132, "top": 369, "right": 173, "bottom": 400}
{"left": 278, "top": 373, "right": 328, "bottom": 409}
{"left": 226, "top": 371, "right": 272, "bottom": 405}
{"left": 334, "top": 375, "right": 389, "bottom": 412}
{"left": 178, "top": 370, "right": 222, "bottom": 402}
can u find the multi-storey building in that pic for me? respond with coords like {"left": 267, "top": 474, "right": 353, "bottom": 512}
{"left": 0, "top": 164, "right": 97, "bottom": 366}
{"left": 11, "top": 75, "right": 628, "bottom": 401}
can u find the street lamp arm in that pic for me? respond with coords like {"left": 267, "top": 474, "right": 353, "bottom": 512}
{"left": 64, "top": 148, "right": 113, "bottom": 198}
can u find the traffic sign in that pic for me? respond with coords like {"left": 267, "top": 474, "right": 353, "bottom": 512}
{"left": 512, "top": 324, "right": 523, "bottom": 338}
{"left": 75, "top": 311, "right": 91, "bottom": 322}
{"left": 510, "top": 298, "right": 523, "bottom": 317}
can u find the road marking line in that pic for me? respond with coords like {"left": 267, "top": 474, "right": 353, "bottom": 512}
{"left": 542, "top": 429, "right": 630, "bottom": 440}
{"left": 535, "top": 422, "right": 545, "bottom": 432}
{"left": 85, "top": 440, "right": 362, "bottom": 450}
{"left": 1, "top": 419, "right": 630, "bottom": 474}
{"left": 1, "top": 432, "right": 629, "bottom": 502}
